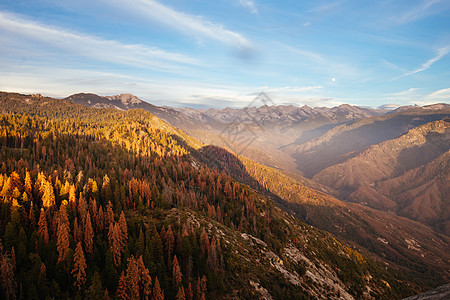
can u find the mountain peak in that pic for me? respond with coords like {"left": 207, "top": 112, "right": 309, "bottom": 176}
{"left": 106, "top": 93, "right": 143, "bottom": 106}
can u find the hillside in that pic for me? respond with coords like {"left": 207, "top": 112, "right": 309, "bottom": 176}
{"left": 0, "top": 91, "right": 423, "bottom": 299}
{"left": 313, "top": 120, "right": 450, "bottom": 234}
{"left": 65, "top": 93, "right": 210, "bottom": 130}
{"left": 283, "top": 107, "right": 450, "bottom": 177}
{"left": 197, "top": 146, "right": 450, "bottom": 287}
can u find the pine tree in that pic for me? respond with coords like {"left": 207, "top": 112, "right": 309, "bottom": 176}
{"left": 56, "top": 201, "right": 70, "bottom": 263}
{"left": 116, "top": 256, "right": 152, "bottom": 300}
{"left": 196, "top": 276, "right": 207, "bottom": 300}
{"left": 72, "top": 242, "right": 87, "bottom": 291}
{"left": 28, "top": 200, "right": 36, "bottom": 229}
{"left": 137, "top": 256, "right": 152, "bottom": 299}
{"left": 24, "top": 171, "right": 32, "bottom": 197}
{"left": 85, "top": 271, "right": 103, "bottom": 300}
{"left": 97, "top": 205, "right": 104, "bottom": 232}
{"left": 136, "top": 228, "right": 145, "bottom": 257}
{"left": 9, "top": 171, "right": 22, "bottom": 193}
{"left": 176, "top": 287, "right": 186, "bottom": 300}
{"left": 186, "top": 282, "right": 193, "bottom": 300}
{"left": 164, "top": 225, "right": 175, "bottom": 262}
{"left": 116, "top": 271, "right": 128, "bottom": 300}
{"left": 172, "top": 255, "right": 182, "bottom": 287}
{"left": 199, "top": 229, "right": 209, "bottom": 258}
{"left": 108, "top": 223, "right": 123, "bottom": 267}
{"left": 42, "top": 182, "right": 55, "bottom": 208}
{"left": 207, "top": 236, "right": 217, "bottom": 272}
{"left": 37, "top": 208, "right": 49, "bottom": 245}
{"left": 152, "top": 277, "right": 164, "bottom": 300}
{"left": 84, "top": 212, "right": 94, "bottom": 255}
{"left": 1, "top": 177, "right": 12, "bottom": 200}
{"left": 105, "top": 201, "right": 114, "bottom": 228}
{"left": 0, "top": 245, "right": 17, "bottom": 300}
{"left": 68, "top": 184, "right": 77, "bottom": 214}
{"left": 74, "top": 217, "right": 82, "bottom": 244}
{"left": 118, "top": 211, "right": 128, "bottom": 245}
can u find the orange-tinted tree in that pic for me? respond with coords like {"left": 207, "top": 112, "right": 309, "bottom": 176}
{"left": 72, "top": 242, "right": 87, "bottom": 291}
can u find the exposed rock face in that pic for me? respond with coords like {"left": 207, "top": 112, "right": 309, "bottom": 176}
{"left": 106, "top": 93, "right": 142, "bottom": 106}
{"left": 403, "top": 283, "right": 450, "bottom": 300}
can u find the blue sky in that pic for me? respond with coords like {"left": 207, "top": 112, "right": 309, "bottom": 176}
{"left": 1, "top": 0, "right": 450, "bottom": 108}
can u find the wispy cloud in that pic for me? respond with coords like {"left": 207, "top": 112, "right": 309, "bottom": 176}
{"left": 386, "top": 88, "right": 420, "bottom": 97}
{"left": 238, "top": 0, "right": 258, "bottom": 14}
{"left": 384, "top": 88, "right": 421, "bottom": 102}
{"left": 397, "top": 0, "right": 444, "bottom": 24}
{"left": 422, "top": 88, "right": 450, "bottom": 103}
{"left": 395, "top": 45, "right": 450, "bottom": 79}
{"left": 0, "top": 11, "right": 200, "bottom": 72}
{"left": 282, "top": 44, "right": 324, "bottom": 62}
{"left": 104, "top": 0, "right": 253, "bottom": 53}
{"left": 307, "top": 0, "right": 347, "bottom": 14}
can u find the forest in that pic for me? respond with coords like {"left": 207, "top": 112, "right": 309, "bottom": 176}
{"left": 0, "top": 92, "right": 428, "bottom": 299}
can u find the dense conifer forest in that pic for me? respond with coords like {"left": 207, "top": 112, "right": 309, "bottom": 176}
{"left": 0, "top": 92, "right": 443, "bottom": 299}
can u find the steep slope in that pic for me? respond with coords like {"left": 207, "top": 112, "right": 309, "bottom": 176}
{"left": 313, "top": 120, "right": 450, "bottom": 234}
{"left": 284, "top": 107, "right": 450, "bottom": 177}
{"left": 197, "top": 146, "right": 450, "bottom": 290}
{"left": 0, "top": 91, "right": 420, "bottom": 299}
{"left": 377, "top": 151, "right": 450, "bottom": 233}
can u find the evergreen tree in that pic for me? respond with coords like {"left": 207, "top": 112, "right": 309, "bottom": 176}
{"left": 42, "top": 182, "right": 55, "bottom": 208}
{"left": 108, "top": 223, "right": 123, "bottom": 267}
{"left": 72, "top": 242, "right": 87, "bottom": 291}
{"left": 84, "top": 212, "right": 94, "bottom": 256}
{"left": 176, "top": 286, "right": 186, "bottom": 300}
{"left": 37, "top": 208, "right": 49, "bottom": 245}
{"left": 152, "top": 277, "right": 164, "bottom": 300}
{"left": 85, "top": 271, "right": 104, "bottom": 300}
{"left": 56, "top": 201, "right": 70, "bottom": 263}
{"left": 172, "top": 255, "right": 182, "bottom": 287}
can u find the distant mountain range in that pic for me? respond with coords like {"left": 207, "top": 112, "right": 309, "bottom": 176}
{"left": 65, "top": 92, "right": 450, "bottom": 236}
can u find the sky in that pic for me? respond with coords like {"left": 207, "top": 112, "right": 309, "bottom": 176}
{"left": 1, "top": 0, "right": 450, "bottom": 109}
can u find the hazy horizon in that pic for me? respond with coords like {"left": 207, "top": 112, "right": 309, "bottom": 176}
{"left": 1, "top": 1, "right": 450, "bottom": 108}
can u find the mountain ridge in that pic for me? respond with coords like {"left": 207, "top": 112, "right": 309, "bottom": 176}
{"left": 2, "top": 90, "right": 449, "bottom": 298}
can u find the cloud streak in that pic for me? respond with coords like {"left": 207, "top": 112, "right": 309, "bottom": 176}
{"left": 423, "top": 88, "right": 450, "bottom": 103}
{"left": 104, "top": 0, "right": 253, "bottom": 53}
{"left": 0, "top": 11, "right": 201, "bottom": 73}
{"left": 395, "top": 45, "right": 450, "bottom": 79}
{"left": 397, "top": 0, "right": 443, "bottom": 24}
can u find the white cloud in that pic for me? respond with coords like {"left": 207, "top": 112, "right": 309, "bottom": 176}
{"left": 238, "top": 0, "right": 258, "bottom": 14}
{"left": 0, "top": 11, "right": 200, "bottom": 72}
{"left": 423, "top": 88, "right": 450, "bottom": 103}
{"left": 395, "top": 45, "right": 450, "bottom": 79}
{"left": 104, "top": 0, "right": 253, "bottom": 53}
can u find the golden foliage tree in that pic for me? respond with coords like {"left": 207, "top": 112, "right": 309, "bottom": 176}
{"left": 37, "top": 208, "right": 49, "bottom": 245}
{"left": 56, "top": 201, "right": 70, "bottom": 263}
